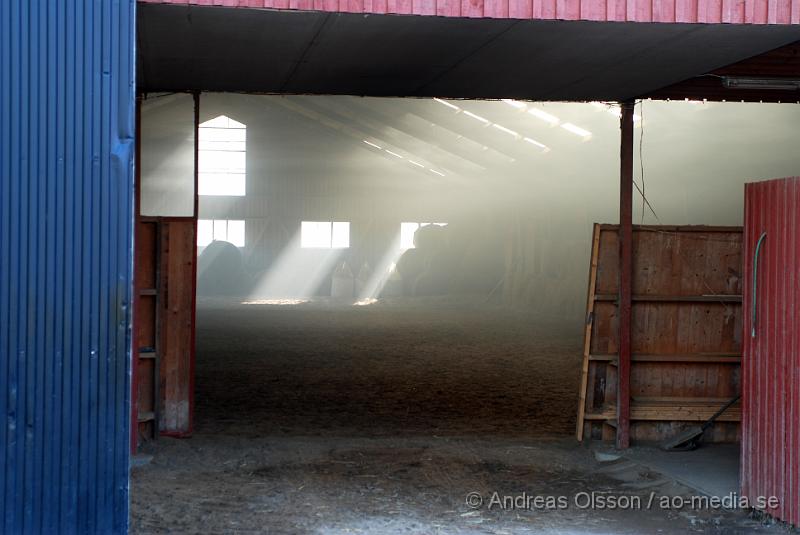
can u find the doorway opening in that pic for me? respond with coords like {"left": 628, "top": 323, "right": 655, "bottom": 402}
{"left": 130, "top": 93, "right": 800, "bottom": 533}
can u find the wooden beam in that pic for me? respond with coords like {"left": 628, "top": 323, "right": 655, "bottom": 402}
{"left": 631, "top": 396, "right": 739, "bottom": 403}
{"left": 596, "top": 224, "right": 743, "bottom": 233}
{"left": 585, "top": 401, "right": 742, "bottom": 422}
{"left": 584, "top": 409, "right": 741, "bottom": 422}
{"left": 594, "top": 294, "right": 742, "bottom": 303}
{"left": 590, "top": 353, "right": 742, "bottom": 364}
{"left": 617, "top": 100, "right": 635, "bottom": 449}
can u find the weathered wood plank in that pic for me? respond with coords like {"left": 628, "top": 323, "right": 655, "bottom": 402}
{"left": 159, "top": 220, "right": 196, "bottom": 437}
{"left": 591, "top": 353, "right": 741, "bottom": 363}
{"left": 579, "top": 224, "right": 743, "bottom": 443}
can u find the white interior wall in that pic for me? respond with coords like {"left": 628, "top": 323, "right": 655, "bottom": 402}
{"left": 141, "top": 93, "right": 800, "bottom": 319}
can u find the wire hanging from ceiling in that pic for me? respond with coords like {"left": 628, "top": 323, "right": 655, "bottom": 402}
{"left": 634, "top": 100, "right": 660, "bottom": 224}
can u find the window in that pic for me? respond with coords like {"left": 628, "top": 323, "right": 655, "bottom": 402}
{"left": 301, "top": 222, "right": 350, "bottom": 249}
{"left": 400, "top": 222, "right": 448, "bottom": 249}
{"left": 198, "top": 115, "right": 246, "bottom": 196}
{"left": 197, "top": 219, "right": 246, "bottom": 247}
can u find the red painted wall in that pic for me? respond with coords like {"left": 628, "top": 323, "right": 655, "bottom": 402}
{"left": 742, "top": 177, "right": 800, "bottom": 527}
{"left": 140, "top": 0, "right": 800, "bottom": 24}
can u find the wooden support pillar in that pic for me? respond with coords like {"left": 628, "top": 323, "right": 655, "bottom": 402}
{"left": 617, "top": 101, "right": 635, "bottom": 449}
{"left": 188, "top": 91, "right": 200, "bottom": 435}
{"left": 193, "top": 92, "right": 200, "bottom": 219}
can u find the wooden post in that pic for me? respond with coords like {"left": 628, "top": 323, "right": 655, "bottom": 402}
{"left": 617, "top": 101, "right": 635, "bottom": 449}
{"left": 193, "top": 92, "right": 200, "bottom": 219}
{"left": 189, "top": 91, "right": 200, "bottom": 436}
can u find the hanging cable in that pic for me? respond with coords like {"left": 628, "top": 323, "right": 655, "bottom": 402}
{"left": 632, "top": 100, "right": 660, "bottom": 223}
{"left": 639, "top": 100, "right": 646, "bottom": 223}
{"left": 632, "top": 180, "right": 660, "bottom": 223}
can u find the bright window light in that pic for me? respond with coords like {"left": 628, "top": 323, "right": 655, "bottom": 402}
{"left": 197, "top": 219, "right": 246, "bottom": 247}
{"left": 199, "top": 115, "right": 246, "bottom": 196}
{"left": 301, "top": 222, "right": 331, "bottom": 248}
{"left": 492, "top": 123, "right": 520, "bottom": 138}
{"left": 524, "top": 137, "right": 549, "bottom": 152}
{"left": 332, "top": 222, "right": 350, "bottom": 248}
{"left": 301, "top": 221, "right": 350, "bottom": 249}
{"left": 462, "top": 110, "right": 490, "bottom": 124}
{"left": 400, "top": 222, "right": 447, "bottom": 249}
{"left": 400, "top": 223, "right": 419, "bottom": 250}
{"left": 560, "top": 122, "right": 592, "bottom": 140}
{"left": 527, "top": 107, "right": 560, "bottom": 126}
{"left": 433, "top": 98, "right": 460, "bottom": 111}
{"left": 501, "top": 99, "right": 526, "bottom": 110}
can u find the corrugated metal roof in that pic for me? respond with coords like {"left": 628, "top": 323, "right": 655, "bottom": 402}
{"left": 139, "top": 0, "right": 800, "bottom": 24}
{"left": 0, "top": 1, "right": 136, "bottom": 532}
{"left": 137, "top": 4, "right": 800, "bottom": 99}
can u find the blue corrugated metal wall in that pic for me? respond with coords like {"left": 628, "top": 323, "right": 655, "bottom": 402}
{"left": 1, "top": 1, "right": 135, "bottom": 533}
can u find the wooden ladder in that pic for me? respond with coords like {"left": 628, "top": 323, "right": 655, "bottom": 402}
{"left": 576, "top": 224, "right": 601, "bottom": 441}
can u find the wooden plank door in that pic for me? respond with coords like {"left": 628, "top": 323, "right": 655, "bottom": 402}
{"left": 133, "top": 220, "right": 161, "bottom": 449}
{"left": 133, "top": 217, "right": 197, "bottom": 449}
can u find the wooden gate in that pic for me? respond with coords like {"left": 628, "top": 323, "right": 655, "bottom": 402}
{"left": 577, "top": 224, "right": 743, "bottom": 442}
{"left": 133, "top": 217, "right": 197, "bottom": 448}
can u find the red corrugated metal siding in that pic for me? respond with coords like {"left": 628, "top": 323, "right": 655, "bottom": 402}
{"left": 139, "top": 0, "right": 800, "bottom": 23}
{"left": 742, "top": 177, "right": 800, "bottom": 527}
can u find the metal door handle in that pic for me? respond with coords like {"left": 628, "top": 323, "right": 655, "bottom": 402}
{"left": 752, "top": 232, "right": 767, "bottom": 338}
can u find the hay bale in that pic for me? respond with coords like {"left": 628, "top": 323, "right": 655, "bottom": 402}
{"left": 197, "top": 241, "right": 249, "bottom": 296}
{"left": 414, "top": 224, "right": 448, "bottom": 252}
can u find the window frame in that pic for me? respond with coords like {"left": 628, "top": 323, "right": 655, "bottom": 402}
{"left": 197, "top": 219, "right": 246, "bottom": 248}
{"left": 198, "top": 115, "right": 247, "bottom": 197}
{"left": 300, "top": 221, "right": 351, "bottom": 249}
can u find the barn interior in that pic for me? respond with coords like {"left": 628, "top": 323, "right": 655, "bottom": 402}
{"left": 126, "top": 3, "right": 800, "bottom": 533}
{"left": 130, "top": 91, "right": 800, "bottom": 533}
{"left": 9, "top": 1, "right": 800, "bottom": 532}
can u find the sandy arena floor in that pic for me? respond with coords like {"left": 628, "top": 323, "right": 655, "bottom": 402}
{"left": 131, "top": 297, "right": 785, "bottom": 534}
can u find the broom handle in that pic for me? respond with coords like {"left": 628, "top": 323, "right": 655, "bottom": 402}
{"left": 701, "top": 395, "right": 741, "bottom": 432}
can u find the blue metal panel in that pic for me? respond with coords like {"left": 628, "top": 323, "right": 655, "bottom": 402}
{"left": 1, "top": 1, "right": 136, "bottom": 533}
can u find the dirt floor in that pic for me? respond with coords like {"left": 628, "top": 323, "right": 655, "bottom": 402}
{"left": 131, "top": 297, "right": 788, "bottom": 534}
